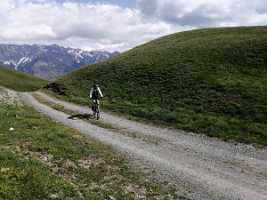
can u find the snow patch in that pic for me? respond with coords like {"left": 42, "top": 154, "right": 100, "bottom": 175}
{"left": 15, "top": 57, "right": 32, "bottom": 70}
{"left": 67, "top": 49, "right": 75, "bottom": 54}
{"left": 68, "top": 49, "right": 88, "bottom": 63}
{"left": 3, "top": 60, "right": 16, "bottom": 66}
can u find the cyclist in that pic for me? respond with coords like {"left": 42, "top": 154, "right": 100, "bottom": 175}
{"left": 89, "top": 84, "right": 103, "bottom": 119}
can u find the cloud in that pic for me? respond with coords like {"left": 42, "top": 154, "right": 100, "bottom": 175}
{"left": 0, "top": 0, "right": 183, "bottom": 51}
{"left": 137, "top": 0, "right": 267, "bottom": 27}
{"left": 0, "top": 0, "right": 266, "bottom": 52}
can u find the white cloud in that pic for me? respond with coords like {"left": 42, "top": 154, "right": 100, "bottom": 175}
{"left": 137, "top": 0, "right": 267, "bottom": 27}
{"left": 0, "top": 0, "right": 183, "bottom": 51}
{"left": 0, "top": 0, "right": 266, "bottom": 52}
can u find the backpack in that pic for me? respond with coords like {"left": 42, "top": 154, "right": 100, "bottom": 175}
{"left": 92, "top": 88, "right": 99, "bottom": 99}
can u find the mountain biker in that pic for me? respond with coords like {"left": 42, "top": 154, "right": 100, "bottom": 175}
{"left": 89, "top": 84, "right": 103, "bottom": 119}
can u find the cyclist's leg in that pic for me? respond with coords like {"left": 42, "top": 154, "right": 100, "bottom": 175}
{"left": 91, "top": 99, "right": 97, "bottom": 117}
{"left": 96, "top": 99, "right": 100, "bottom": 120}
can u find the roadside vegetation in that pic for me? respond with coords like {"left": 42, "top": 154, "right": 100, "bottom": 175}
{"left": 49, "top": 27, "right": 267, "bottom": 146}
{"left": 0, "top": 90, "right": 178, "bottom": 200}
{"left": 0, "top": 66, "right": 47, "bottom": 91}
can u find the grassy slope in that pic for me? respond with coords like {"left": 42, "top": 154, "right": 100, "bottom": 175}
{"left": 53, "top": 27, "right": 267, "bottom": 146}
{"left": 0, "top": 66, "right": 47, "bottom": 91}
{"left": 0, "top": 94, "right": 177, "bottom": 199}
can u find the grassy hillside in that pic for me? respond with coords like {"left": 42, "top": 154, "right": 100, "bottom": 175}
{"left": 0, "top": 66, "right": 47, "bottom": 91}
{"left": 51, "top": 27, "right": 267, "bottom": 146}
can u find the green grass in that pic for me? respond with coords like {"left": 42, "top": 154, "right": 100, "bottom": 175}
{"left": 50, "top": 26, "right": 267, "bottom": 146}
{"left": 0, "top": 99, "right": 178, "bottom": 199}
{"left": 0, "top": 66, "right": 47, "bottom": 91}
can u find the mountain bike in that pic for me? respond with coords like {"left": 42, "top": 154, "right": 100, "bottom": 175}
{"left": 92, "top": 99, "right": 100, "bottom": 120}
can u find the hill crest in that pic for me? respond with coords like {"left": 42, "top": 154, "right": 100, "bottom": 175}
{"left": 52, "top": 26, "right": 267, "bottom": 145}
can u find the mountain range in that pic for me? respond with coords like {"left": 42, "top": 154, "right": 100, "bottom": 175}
{"left": 0, "top": 44, "right": 118, "bottom": 80}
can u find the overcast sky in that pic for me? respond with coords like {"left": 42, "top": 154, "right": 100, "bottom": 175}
{"left": 0, "top": 0, "right": 266, "bottom": 52}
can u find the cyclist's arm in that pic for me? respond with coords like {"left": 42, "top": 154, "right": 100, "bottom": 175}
{"left": 97, "top": 87, "right": 103, "bottom": 98}
{"left": 89, "top": 88, "right": 93, "bottom": 98}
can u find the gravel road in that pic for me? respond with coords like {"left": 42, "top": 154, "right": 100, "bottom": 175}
{"left": 20, "top": 92, "right": 267, "bottom": 200}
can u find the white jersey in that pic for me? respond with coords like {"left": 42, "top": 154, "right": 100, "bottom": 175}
{"left": 89, "top": 86, "right": 103, "bottom": 99}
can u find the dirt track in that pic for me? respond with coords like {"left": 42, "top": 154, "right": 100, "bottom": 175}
{"left": 20, "top": 92, "right": 267, "bottom": 200}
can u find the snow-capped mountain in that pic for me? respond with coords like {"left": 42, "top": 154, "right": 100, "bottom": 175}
{"left": 0, "top": 44, "right": 119, "bottom": 80}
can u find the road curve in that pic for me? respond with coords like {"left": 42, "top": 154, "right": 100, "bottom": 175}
{"left": 20, "top": 92, "right": 267, "bottom": 200}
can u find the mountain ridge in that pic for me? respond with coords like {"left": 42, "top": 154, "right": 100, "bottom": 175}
{"left": 0, "top": 44, "right": 119, "bottom": 80}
